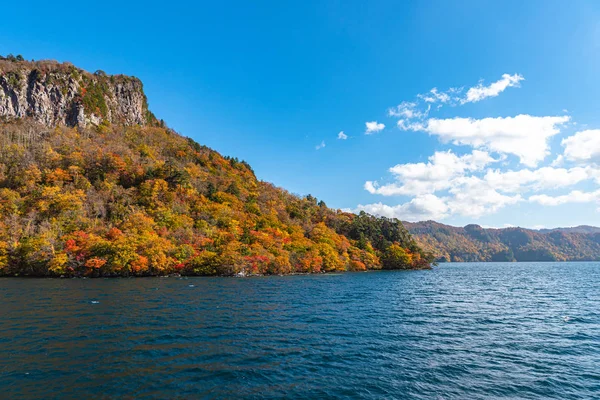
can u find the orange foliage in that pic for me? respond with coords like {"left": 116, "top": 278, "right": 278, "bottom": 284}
{"left": 0, "top": 122, "right": 432, "bottom": 277}
{"left": 85, "top": 257, "right": 107, "bottom": 269}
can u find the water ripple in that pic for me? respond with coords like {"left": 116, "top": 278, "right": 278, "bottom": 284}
{"left": 1, "top": 262, "right": 600, "bottom": 399}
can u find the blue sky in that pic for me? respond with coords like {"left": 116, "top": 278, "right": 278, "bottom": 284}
{"left": 3, "top": 0, "right": 600, "bottom": 228}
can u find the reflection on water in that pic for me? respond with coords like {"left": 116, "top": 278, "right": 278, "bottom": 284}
{"left": 1, "top": 262, "right": 600, "bottom": 399}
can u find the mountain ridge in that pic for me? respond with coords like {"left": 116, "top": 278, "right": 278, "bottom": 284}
{"left": 405, "top": 220, "right": 600, "bottom": 262}
{"left": 537, "top": 225, "right": 600, "bottom": 234}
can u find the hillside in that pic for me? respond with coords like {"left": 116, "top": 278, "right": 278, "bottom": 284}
{"left": 0, "top": 56, "right": 433, "bottom": 276}
{"left": 405, "top": 221, "right": 600, "bottom": 262}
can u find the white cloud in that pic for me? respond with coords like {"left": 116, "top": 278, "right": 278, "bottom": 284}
{"left": 365, "top": 121, "right": 385, "bottom": 135}
{"left": 355, "top": 195, "right": 449, "bottom": 222}
{"left": 550, "top": 155, "right": 564, "bottom": 167}
{"left": 385, "top": 74, "right": 524, "bottom": 130}
{"left": 562, "top": 129, "right": 600, "bottom": 162}
{"left": 397, "top": 119, "right": 425, "bottom": 131}
{"left": 358, "top": 180, "right": 522, "bottom": 221}
{"left": 483, "top": 166, "right": 592, "bottom": 193}
{"left": 390, "top": 150, "right": 495, "bottom": 179}
{"left": 417, "top": 88, "right": 453, "bottom": 104}
{"left": 406, "top": 114, "right": 570, "bottom": 167}
{"left": 462, "top": 73, "right": 524, "bottom": 104}
{"left": 389, "top": 101, "right": 417, "bottom": 118}
{"left": 365, "top": 150, "right": 496, "bottom": 196}
{"left": 529, "top": 190, "right": 600, "bottom": 206}
{"left": 315, "top": 140, "right": 325, "bottom": 150}
{"left": 446, "top": 176, "right": 523, "bottom": 217}
{"left": 362, "top": 150, "right": 519, "bottom": 219}
{"left": 337, "top": 131, "right": 348, "bottom": 140}
{"left": 388, "top": 101, "right": 431, "bottom": 119}
{"left": 361, "top": 147, "right": 600, "bottom": 220}
{"left": 354, "top": 72, "right": 600, "bottom": 222}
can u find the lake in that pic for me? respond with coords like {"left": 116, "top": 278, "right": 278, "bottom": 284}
{"left": 1, "top": 262, "right": 600, "bottom": 399}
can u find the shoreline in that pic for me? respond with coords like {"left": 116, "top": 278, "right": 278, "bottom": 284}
{"left": 0, "top": 267, "right": 432, "bottom": 279}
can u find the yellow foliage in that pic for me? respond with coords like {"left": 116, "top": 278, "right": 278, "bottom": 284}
{"left": 0, "top": 241, "right": 7, "bottom": 270}
{"left": 0, "top": 122, "right": 431, "bottom": 276}
{"left": 48, "top": 252, "right": 69, "bottom": 275}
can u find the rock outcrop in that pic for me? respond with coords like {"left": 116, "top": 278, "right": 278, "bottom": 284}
{"left": 0, "top": 58, "right": 154, "bottom": 127}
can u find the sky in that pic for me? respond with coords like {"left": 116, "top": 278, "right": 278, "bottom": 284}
{"left": 3, "top": 0, "right": 600, "bottom": 229}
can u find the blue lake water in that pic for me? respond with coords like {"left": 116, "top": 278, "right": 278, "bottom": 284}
{"left": 1, "top": 262, "right": 600, "bottom": 399}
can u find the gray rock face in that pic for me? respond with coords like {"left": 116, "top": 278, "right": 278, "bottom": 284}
{"left": 0, "top": 60, "right": 151, "bottom": 127}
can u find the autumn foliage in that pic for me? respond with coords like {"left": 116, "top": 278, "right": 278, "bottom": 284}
{"left": 0, "top": 120, "right": 433, "bottom": 276}
{"left": 405, "top": 221, "right": 600, "bottom": 262}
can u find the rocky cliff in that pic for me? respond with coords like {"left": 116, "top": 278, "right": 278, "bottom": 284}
{"left": 0, "top": 57, "right": 155, "bottom": 127}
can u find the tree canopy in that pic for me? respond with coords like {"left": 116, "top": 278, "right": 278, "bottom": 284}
{"left": 0, "top": 120, "right": 433, "bottom": 276}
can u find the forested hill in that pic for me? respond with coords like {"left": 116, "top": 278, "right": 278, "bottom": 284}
{"left": 405, "top": 221, "right": 600, "bottom": 262}
{"left": 0, "top": 55, "right": 433, "bottom": 277}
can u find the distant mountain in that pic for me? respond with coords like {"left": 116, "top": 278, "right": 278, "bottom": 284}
{"left": 404, "top": 221, "right": 600, "bottom": 262}
{"left": 538, "top": 225, "right": 600, "bottom": 234}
